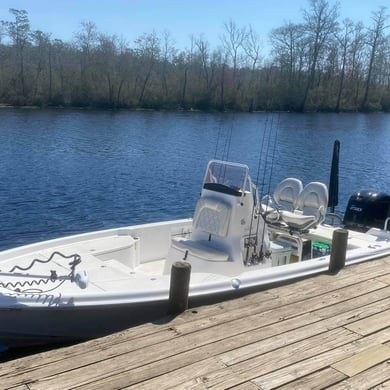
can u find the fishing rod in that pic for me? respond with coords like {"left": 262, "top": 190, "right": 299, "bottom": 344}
{"left": 255, "top": 112, "right": 280, "bottom": 258}
{"left": 214, "top": 116, "right": 224, "bottom": 159}
{"left": 246, "top": 113, "right": 280, "bottom": 264}
{"left": 212, "top": 113, "right": 235, "bottom": 186}
{"left": 222, "top": 114, "right": 234, "bottom": 162}
{"left": 246, "top": 115, "right": 273, "bottom": 264}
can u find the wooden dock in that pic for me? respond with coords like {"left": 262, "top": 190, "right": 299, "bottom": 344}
{"left": 1, "top": 256, "right": 390, "bottom": 389}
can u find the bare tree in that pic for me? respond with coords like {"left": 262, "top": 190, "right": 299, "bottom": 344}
{"left": 346, "top": 21, "right": 365, "bottom": 105}
{"left": 96, "top": 33, "right": 120, "bottom": 106}
{"left": 74, "top": 20, "right": 98, "bottom": 58}
{"left": 30, "top": 30, "right": 51, "bottom": 103}
{"left": 243, "top": 25, "right": 262, "bottom": 110}
{"left": 0, "top": 23, "right": 5, "bottom": 43}
{"left": 50, "top": 39, "right": 69, "bottom": 104}
{"left": 221, "top": 19, "right": 247, "bottom": 77}
{"left": 220, "top": 19, "right": 247, "bottom": 108}
{"left": 134, "top": 31, "right": 160, "bottom": 106}
{"left": 300, "top": 0, "right": 339, "bottom": 111}
{"left": 270, "top": 22, "right": 306, "bottom": 109}
{"left": 361, "top": 6, "right": 389, "bottom": 110}
{"left": 243, "top": 25, "right": 262, "bottom": 71}
{"left": 115, "top": 35, "right": 131, "bottom": 106}
{"left": 335, "top": 18, "right": 354, "bottom": 111}
{"left": 73, "top": 21, "right": 99, "bottom": 103}
{"left": 160, "top": 30, "right": 176, "bottom": 101}
{"left": 1, "top": 8, "right": 31, "bottom": 101}
{"left": 195, "top": 35, "right": 211, "bottom": 92}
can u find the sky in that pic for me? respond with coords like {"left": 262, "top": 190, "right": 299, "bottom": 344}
{"left": 0, "top": 0, "right": 387, "bottom": 51}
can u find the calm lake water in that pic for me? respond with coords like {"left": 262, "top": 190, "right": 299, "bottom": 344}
{"left": 0, "top": 108, "right": 389, "bottom": 251}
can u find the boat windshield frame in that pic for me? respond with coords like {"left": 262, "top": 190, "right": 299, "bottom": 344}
{"left": 203, "top": 160, "right": 250, "bottom": 196}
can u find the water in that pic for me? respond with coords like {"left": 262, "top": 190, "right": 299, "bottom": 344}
{"left": 0, "top": 109, "right": 389, "bottom": 251}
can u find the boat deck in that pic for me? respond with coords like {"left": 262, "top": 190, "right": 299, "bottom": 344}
{"left": 1, "top": 255, "right": 390, "bottom": 389}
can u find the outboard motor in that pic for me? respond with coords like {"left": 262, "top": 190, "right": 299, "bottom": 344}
{"left": 343, "top": 190, "right": 390, "bottom": 232}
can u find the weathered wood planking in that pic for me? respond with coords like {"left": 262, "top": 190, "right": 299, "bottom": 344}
{"left": 345, "top": 309, "right": 390, "bottom": 336}
{"left": 0, "top": 256, "right": 389, "bottom": 390}
{"left": 331, "top": 344, "right": 390, "bottom": 377}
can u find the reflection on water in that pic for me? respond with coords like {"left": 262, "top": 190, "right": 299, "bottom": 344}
{"left": 0, "top": 109, "right": 389, "bottom": 251}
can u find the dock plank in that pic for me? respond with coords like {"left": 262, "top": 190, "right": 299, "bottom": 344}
{"left": 345, "top": 309, "right": 390, "bottom": 335}
{"left": 175, "top": 328, "right": 360, "bottom": 389}
{"left": 230, "top": 383, "right": 262, "bottom": 390}
{"left": 251, "top": 327, "right": 390, "bottom": 389}
{"left": 371, "top": 379, "right": 390, "bottom": 390}
{"left": 6, "top": 386, "right": 30, "bottom": 390}
{"left": 377, "top": 273, "right": 390, "bottom": 285}
{"left": 327, "top": 360, "right": 390, "bottom": 389}
{"left": 275, "top": 367, "right": 347, "bottom": 390}
{"left": 331, "top": 344, "right": 390, "bottom": 377}
{"left": 120, "top": 297, "right": 390, "bottom": 390}
{"left": 219, "top": 296, "right": 390, "bottom": 367}
{"left": 172, "top": 278, "right": 387, "bottom": 337}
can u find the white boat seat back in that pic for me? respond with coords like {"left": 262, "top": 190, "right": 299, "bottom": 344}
{"left": 280, "top": 181, "right": 328, "bottom": 230}
{"left": 263, "top": 178, "right": 303, "bottom": 222}
{"left": 193, "top": 197, "right": 232, "bottom": 237}
{"left": 273, "top": 178, "right": 303, "bottom": 210}
{"left": 296, "top": 182, "right": 328, "bottom": 217}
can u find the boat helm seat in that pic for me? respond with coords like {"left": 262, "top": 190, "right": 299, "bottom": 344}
{"left": 192, "top": 197, "right": 232, "bottom": 237}
{"left": 262, "top": 178, "right": 303, "bottom": 222}
{"left": 169, "top": 196, "right": 232, "bottom": 264}
{"left": 279, "top": 181, "right": 329, "bottom": 231}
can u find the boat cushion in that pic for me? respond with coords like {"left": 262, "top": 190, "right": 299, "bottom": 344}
{"left": 193, "top": 197, "right": 231, "bottom": 237}
{"left": 296, "top": 182, "right": 328, "bottom": 213}
{"left": 273, "top": 177, "right": 303, "bottom": 210}
{"left": 279, "top": 210, "right": 316, "bottom": 229}
{"left": 279, "top": 182, "right": 328, "bottom": 231}
{"left": 172, "top": 238, "right": 229, "bottom": 261}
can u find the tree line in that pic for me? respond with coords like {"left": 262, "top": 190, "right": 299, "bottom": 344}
{"left": 0, "top": 0, "right": 389, "bottom": 112}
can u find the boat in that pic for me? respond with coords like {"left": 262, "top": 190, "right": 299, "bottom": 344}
{"left": 0, "top": 159, "right": 389, "bottom": 348}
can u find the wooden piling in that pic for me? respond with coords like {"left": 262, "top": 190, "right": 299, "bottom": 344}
{"left": 329, "top": 228, "right": 349, "bottom": 273}
{"left": 168, "top": 261, "right": 191, "bottom": 314}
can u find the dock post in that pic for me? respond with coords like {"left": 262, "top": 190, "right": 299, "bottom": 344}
{"left": 168, "top": 261, "right": 191, "bottom": 314}
{"left": 329, "top": 228, "right": 348, "bottom": 273}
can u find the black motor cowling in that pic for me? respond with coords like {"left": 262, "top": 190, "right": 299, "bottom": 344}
{"left": 343, "top": 190, "right": 390, "bottom": 232}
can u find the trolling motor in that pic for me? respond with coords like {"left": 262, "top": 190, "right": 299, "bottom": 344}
{"left": 69, "top": 255, "right": 89, "bottom": 289}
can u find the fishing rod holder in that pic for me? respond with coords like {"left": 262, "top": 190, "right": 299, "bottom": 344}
{"left": 244, "top": 235, "right": 269, "bottom": 266}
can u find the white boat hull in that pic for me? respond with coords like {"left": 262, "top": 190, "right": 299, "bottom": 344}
{"left": 0, "top": 300, "right": 170, "bottom": 348}
{"left": 1, "top": 160, "right": 390, "bottom": 348}
{"left": 0, "top": 218, "right": 389, "bottom": 348}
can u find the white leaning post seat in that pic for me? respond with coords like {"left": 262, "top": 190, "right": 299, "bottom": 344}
{"left": 263, "top": 178, "right": 303, "bottom": 222}
{"left": 193, "top": 197, "right": 231, "bottom": 237}
{"left": 280, "top": 181, "right": 329, "bottom": 231}
{"left": 171, "top": 197, "right": 232, "bottom": 262}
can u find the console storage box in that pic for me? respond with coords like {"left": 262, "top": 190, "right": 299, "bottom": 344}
{"left": 271, "top": 241, "right": 292, "bottom": 266}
